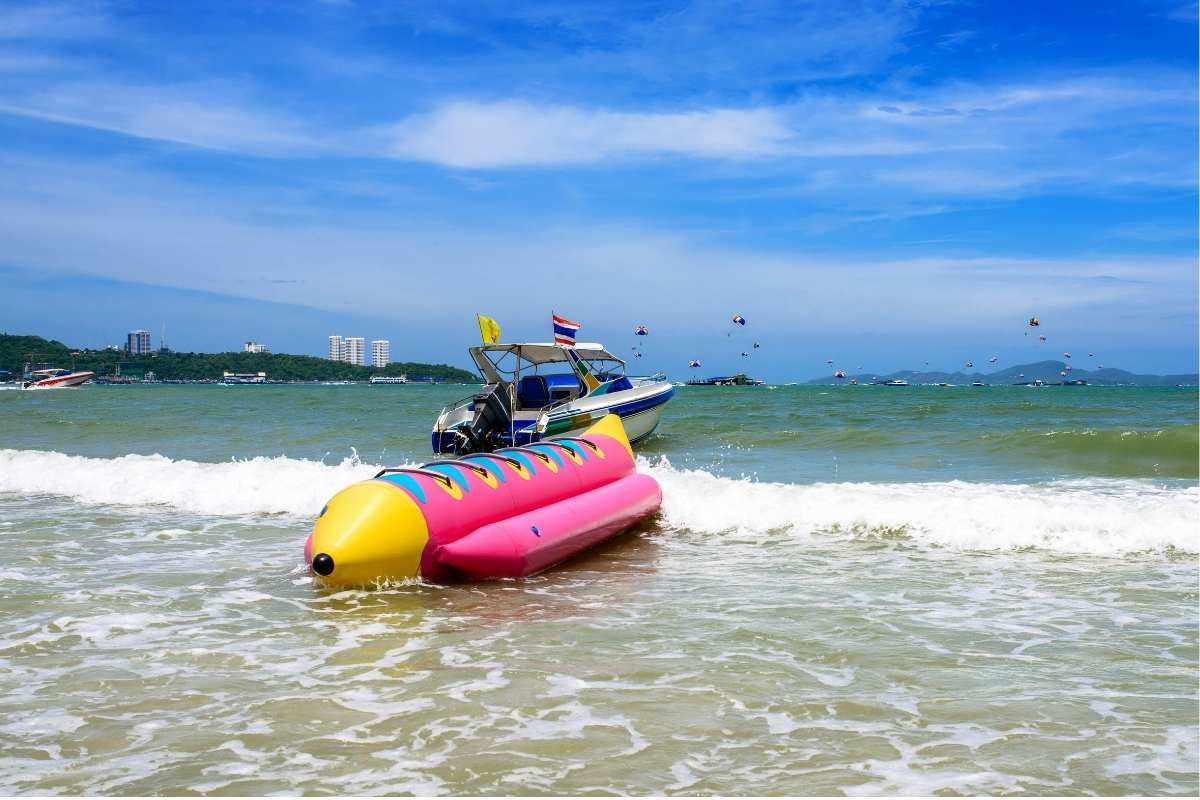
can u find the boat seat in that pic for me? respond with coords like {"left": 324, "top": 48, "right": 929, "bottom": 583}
{"left": 517, "top": 376, "right": 550, "bottom": 408}
{"left": 543, "top": 373, "right": 581, "bottom": 401}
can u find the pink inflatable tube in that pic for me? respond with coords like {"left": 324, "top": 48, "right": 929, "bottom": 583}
{"left": 305, "top": 414, "right": 661, "bottom": 585}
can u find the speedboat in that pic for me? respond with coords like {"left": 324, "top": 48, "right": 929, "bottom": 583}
{"left": 22, "top": 368, "right": 95, "bottom": 389}
{"left": 432, "top": 342, "right": 674, "bottom": 454}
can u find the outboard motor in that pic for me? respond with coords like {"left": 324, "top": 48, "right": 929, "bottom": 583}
{"left": 454, "top": 384, "right": 513, "bottom": 454}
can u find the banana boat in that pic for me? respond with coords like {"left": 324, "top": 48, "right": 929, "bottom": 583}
{"left": 304, "top": 414, "right": 661, "bottom": 585}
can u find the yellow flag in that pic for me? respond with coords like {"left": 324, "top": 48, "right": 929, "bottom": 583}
{"left": 477, "top": 313, "right": 501, "bottom": 344}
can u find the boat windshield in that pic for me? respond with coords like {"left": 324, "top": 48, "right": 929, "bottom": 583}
{"left": 470, "top": 343, "right": 625, "bottom": 386}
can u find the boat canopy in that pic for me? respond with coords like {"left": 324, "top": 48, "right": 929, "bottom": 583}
{"left": 470, "top": 342, "right": 624, "bottom": 384}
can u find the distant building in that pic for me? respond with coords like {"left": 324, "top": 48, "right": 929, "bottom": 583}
{"left": 328, "top": 335, "right": 343, "bottom": 361}
{"left": 345, "top": 337, "right": 365, "bottom": 366}
{"left": 126, "top": 330, "right": 151, "bottom": 355}
{"left": 244, "top": 341, "right": 270, "bottom": 354}
{"left": 371, "top": 339, "right": 390, "bottom": 368}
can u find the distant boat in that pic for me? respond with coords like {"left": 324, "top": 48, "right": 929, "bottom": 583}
{"left": 369, "top": 374, "right": 409, "bottom": 384}
{"left": 22, "top": 368, "right": 94, "bottom": 389}
{"left": 222, "top": 371, "right": 267, "bottom": 384}
{"left": 686, "top": 373, "right": 765, "bottom": 386}
{"left": 874, "top": 379, "right": 909, "bottom": 386}
{"left": 971, "top": 381, "right": 987, "bottom": 387}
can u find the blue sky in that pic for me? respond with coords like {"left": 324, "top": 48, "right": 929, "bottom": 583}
{"left": 0, "top": 0, "right": 1196, "bottom": 378}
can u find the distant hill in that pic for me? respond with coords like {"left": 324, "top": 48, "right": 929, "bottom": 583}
{"left": 0, "top": 333, "right": 479, "bottom": 383}
{"left": 805, "top": 360, "right": 1197, "bottom": 387}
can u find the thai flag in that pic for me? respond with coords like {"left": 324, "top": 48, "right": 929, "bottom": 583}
{"left": 552, "top": 313, "right": 581, "bottom": 346}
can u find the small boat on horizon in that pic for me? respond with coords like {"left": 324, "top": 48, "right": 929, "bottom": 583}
{"left": 22, "top": 368, "right": 95, "bottom": 389}
{"left": 686, "top": 372, "right": 765, "bottom": 386}
{"left": 432, "top": 341, "right": 674, "bottom": 454}
{"left": 874, "top": 378, "right": 909, "bottom": 386}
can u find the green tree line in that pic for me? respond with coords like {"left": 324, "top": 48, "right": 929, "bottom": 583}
{"left": 0, "top": 334, "right": 478, "bottom": 383}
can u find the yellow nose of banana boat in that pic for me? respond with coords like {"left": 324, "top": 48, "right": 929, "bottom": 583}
{"left": 308, "top": 481, "right": 429, "bottom": 586}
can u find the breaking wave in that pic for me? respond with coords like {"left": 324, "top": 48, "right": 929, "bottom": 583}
{"left": 0, "top": 448, "right": 1195, "bottom": 556}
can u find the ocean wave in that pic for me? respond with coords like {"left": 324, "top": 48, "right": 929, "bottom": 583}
{"left": 0, "top": 449, "right": 378, "bottom": 517}
{"left": 0, "top": 449, "right": 1195, "bottom": 556}
{"left": 642, "top": 458, "right": 1199, "bottom": 556}
{"left": 980, "top": 424, "right": 1199, "bottom": 479}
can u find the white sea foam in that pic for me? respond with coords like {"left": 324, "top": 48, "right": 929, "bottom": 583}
{"left": 0, "top": 448, "right": 379, "bottom": 517}
{"left": 641, "top": 457, "right": 1200, "bottom": 556}
{"left": 0, "top": 448, "right": 1196, "bottom": 555}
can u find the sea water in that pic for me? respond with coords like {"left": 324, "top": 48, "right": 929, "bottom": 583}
{"left": 0, "top": 383, "right": 1196, "bottom": 794}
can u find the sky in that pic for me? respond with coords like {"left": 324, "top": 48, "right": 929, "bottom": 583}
{"left": 0, "top": 0, "right": 1196, "bottom": 379}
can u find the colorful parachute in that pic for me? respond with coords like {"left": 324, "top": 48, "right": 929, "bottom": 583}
{"left": 825, "top": 358, "right": 834, "bottom": 365}
{"left": 753, "top": 342, "right": 761, "bottom": 349}
{"left": 634, "top": 325, "right": 649, "bottom": 336}
{"left": 1063, "top": 352, "right": 1071, "bottom": 359}
{"left": 965, "top": 361, "right": 974, "bottom": 368}
{"left": 731, "top": 314, "right": 746, "bottom": 326}
{"left": 988, "top": 356, "right": 998, "bottom": 363}
{"left": 1038, "top": 335, "right": 1047, "bottom": 342}
{"left": 740, "top": 352, "right": 750, "bottom": 358}
{"left": 1029, "top": 318, "right": 1040, "bottom": 327}
{"left": 834, "top": 369, "right": 846, "bottom": 379}
{"left": 688, "top": 359, "right": 701, "bottom": 368}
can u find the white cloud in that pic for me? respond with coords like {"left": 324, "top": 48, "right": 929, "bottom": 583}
{"left": 383, "top": 101, "right": 792, "bottom": 168}
{"left": 0, "top": 81, "right": 318, "bottom": 154}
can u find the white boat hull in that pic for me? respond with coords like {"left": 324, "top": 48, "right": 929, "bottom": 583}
{"left": 24, "top": 371, "right": 94, "bottom": 389}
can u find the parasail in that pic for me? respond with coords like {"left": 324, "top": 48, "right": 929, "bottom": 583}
{"left": 1063, "top": 352, "right": 1071, "bottom": 359}
{"left": 1038, "top": 335, "right": 1047, "bottom": 342}
{"left": 753, "top": 342, "right": 761, "bottom": 349}
{"left": 988, "top": 356, "right": 998, "bottom": 363}
{"left": 688, "top": 359, "right": 702, "bottom": 368}
{"left": 834, "top": 369, "right": 846, "bottom": 379}
{"left": 634, "top": 325, "right": 649, "bottom": 336}
{"left": 965, "top": 361, "right": 974, "bottom": 368}
{"left": 731, "top": 314, "right": 746, "bottom": 326}
{"left": 1029, "top": 318, "right": 1040, "bottom": 327}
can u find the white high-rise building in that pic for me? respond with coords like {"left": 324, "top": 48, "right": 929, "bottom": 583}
{"left": 244, "top": 341, "right": 269, "bottom": 354}
{"left": 344, "top": 337, "right": 365, "bottom": 366}
{"left": 126, "top": 329, "right": 151, "bottom": 355}
{"left": 371, "top": 339, "right": 390, "bottom": 368}
{"left": 328, "top": 335, "right": 343, "bottom": 361}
